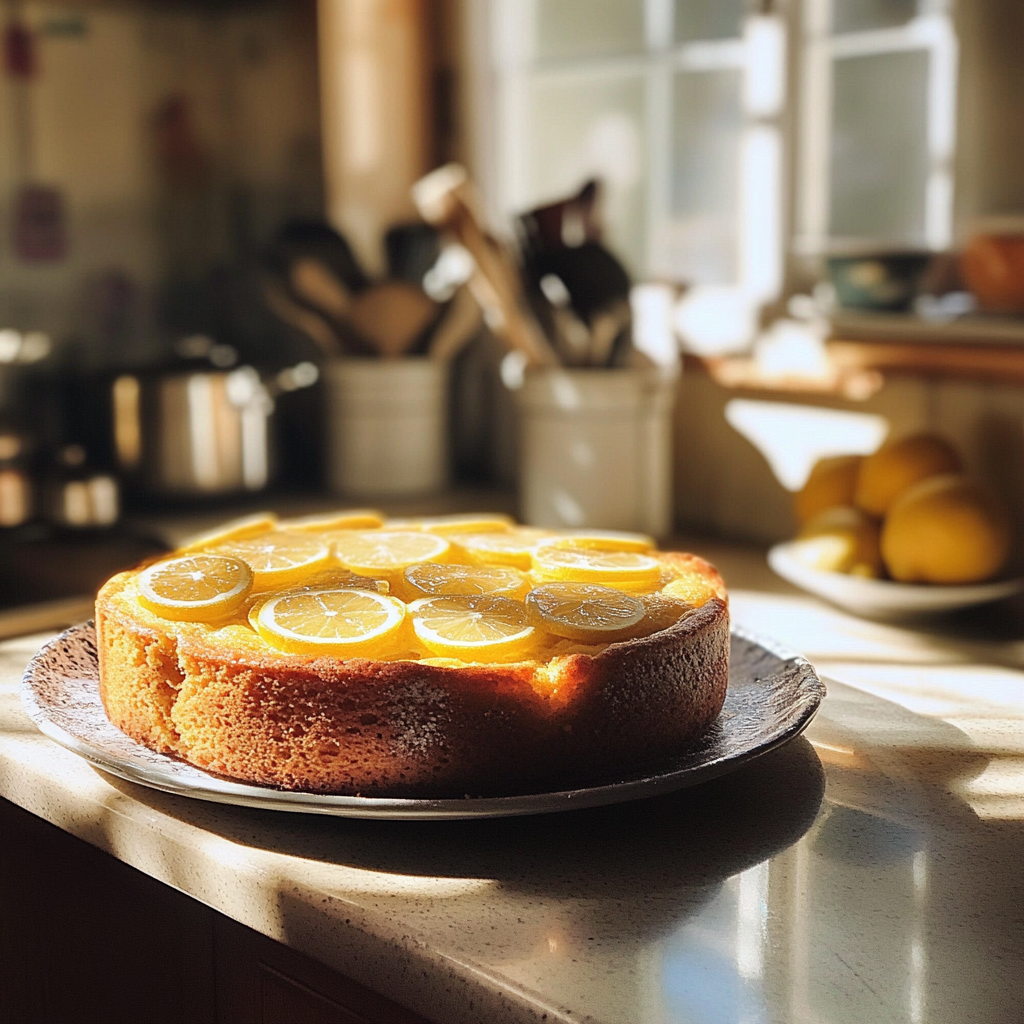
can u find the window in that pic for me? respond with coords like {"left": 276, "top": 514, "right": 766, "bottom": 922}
{"left": 469, "top": 0, "right": 960, "bottom": 336}
{"left": 474, "top": 0, "right": 785, "bottom": 307}
{"left": 797, "top": 0, "right": 958, "bottom": 253}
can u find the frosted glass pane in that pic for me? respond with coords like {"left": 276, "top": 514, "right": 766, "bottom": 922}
{"left": 535, "top": 0, "right": 645, "bottom": 60}
{"left": 829, "top": 51, "right": 930, "bottom": 243}
{"left": 832, "top": 0, "right": 919, "bottom": 34}
{"left": 674, "top": 0, "right": 745, "bottom": 42}
{"left": 526, "top": 74, "right": 647, "bottom": 274}
{"left": 665, "top": 69, "right": 743, "bottom": 283}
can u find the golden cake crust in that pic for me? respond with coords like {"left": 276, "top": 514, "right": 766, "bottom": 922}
{"left": 96, "top": 548, "right": 730, "bottom": 797}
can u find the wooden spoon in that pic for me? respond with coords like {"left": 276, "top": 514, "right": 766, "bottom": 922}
{"left": 413, "top": 164, "right": 558, "bottom": 368}
{"left": 347, "top": 281, "right": 439, "bottom": 359}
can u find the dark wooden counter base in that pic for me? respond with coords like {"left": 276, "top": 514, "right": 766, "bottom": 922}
{"left": 0, "top": 798, "right": 430, "bottom": 1024}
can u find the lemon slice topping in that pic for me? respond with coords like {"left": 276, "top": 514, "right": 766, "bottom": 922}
{"left": 408, "top": 595, "right": 535, "bottom": 661}
{"left": 212, "top": 531, "right": 332, "bottom": 592}
{"left": 177, "top": 512, "right": 278, "bottom": 552}
{"left": 662, "top": 573, "right": 720, "bottom": 608}
{"left": 449, "top": 528, "right": 552, "bottom": 570}
{"left": 255, "top": 588, "right": 405, "bottom": 656}
{"left": 137, "top": 554, "right": 254, "bottom": 622}
{"left": 549, "top": 530, "right": 654, "bottom": 553}
{"left": 246, "top": 568, "right": 388, "bottom": 630}
{"left": 331, "top": 530, "right": 451, "bottom": 575}
{"left": 281, "top": 509, "right": 384, "bottom": 532}
{"left": 403, "top": 562, "right": 529, "bottom": 600}
{"left": 526, "top": 582, "right": 644, "bottom": 641}
{"left": 531, "top": 543, "right": 662, "bottom": 590}
{"left": 416, "top": 513, "right": 513, "bottom": 535}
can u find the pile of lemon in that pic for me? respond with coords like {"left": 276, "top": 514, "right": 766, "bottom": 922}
{"left": 132, "top": 512, "right": 713, "bottom": 663}
{"left": 793, "top": 434, "right": 1012, "bottom": 585}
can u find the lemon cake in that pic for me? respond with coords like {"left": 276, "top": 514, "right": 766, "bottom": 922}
{"left": 96, "top": 513, "right": 729, "bottom": 797}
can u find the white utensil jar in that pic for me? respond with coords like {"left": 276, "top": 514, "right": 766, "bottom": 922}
{"left": 514, "top": 368, "right": 676, "bottom": 537}
{"left": 323, "top": 359, "right": 449, "bottom": 496}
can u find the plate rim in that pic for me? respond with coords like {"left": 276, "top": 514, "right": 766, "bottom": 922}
{"left": 768, "top": 541, "right": 1024, "bottom": 609}
{"left": 21, "top": 621, "right": 824, "bottom": 820}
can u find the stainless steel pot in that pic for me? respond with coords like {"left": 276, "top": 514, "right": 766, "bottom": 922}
{"left": 113, "top": 366, "right": 279, "bottom": 496}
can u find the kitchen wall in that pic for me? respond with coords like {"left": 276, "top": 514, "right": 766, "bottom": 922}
{"left": 674, "top": 367, "right": 1024, "bottom": 549}
{"left": 0, "top": 1, "right": 321, "bottom": 349}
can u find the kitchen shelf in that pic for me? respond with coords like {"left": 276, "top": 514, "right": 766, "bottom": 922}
{"left": 687, "top": 334, "right": 1024, "bottom": 400}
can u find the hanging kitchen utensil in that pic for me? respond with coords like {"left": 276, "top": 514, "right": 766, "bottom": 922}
{"left": 5, "top": 15, "right": 66, "bottom": 262}
{"left": 413, "top": 164, "right": 558, "bottom": 368}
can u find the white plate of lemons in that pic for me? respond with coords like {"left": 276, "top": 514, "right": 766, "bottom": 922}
{"left": 768, "top": 542, "right": 1023, "bottom": 617}
{"left": 770, "top": 434, "right": 1024, "bottom": 617}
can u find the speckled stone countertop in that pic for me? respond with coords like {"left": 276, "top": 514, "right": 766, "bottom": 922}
{"left": 1, "top": 537, "right": 1023, "bottom": 1023}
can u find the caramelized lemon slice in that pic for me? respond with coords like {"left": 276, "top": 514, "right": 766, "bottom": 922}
{"left": 526, "top": 582, "right": 644, "bottom": 642}
{"left": 255, "top": 588, "right": 405, "bottom": 656}
{"left": 531, "top": 544, "right": 662, "bottom": 590}
{"left": 212, "top": 531, "right": 332, "bottom": 592}
{"left": 662, "top": 573, "right": 720, "bottom": 608}
{"left": 177, "top": 512, "right": 278, "bottom": 552}
{"left": 408, "top": 595, "right": 535, "bottom": 661}
{"left": 331, "top": 530, "right": 451, "bottom": 575}
{"left": 137, "top": 554, "right": 253, "bottom": 622}
{"left": 403, "top": 562, "right": 529, "bottom": 600}
{"left": 450, "top": 528, "right": 552, "bottom": 570}
{"left": 549, "top": 530, "right": 654, "bottom": 553}
{"left": 281, "top": 509, "right": 384, "bottom": 531}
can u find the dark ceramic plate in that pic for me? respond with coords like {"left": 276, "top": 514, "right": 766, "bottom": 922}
{"left": 21, "top": 622, "right": 824, "bottom": 819}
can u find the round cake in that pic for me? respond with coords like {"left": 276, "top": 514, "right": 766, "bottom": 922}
{"left": 96, "top": 512, "right": 729, "bottom": 797}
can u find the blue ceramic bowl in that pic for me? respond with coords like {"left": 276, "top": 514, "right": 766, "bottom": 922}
{"left": 827, "top": 252, "right": 931, "bottom": 313}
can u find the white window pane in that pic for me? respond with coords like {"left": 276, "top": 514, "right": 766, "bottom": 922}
{"left": 535, "top": 0, "right": 646, "bottom": 61}
{"left": 526, "top": 74, "right": 647, "bottom": 273}
{"left": 832, "top": 0, "right": 919, "bottom": 34}
{"left": 829, "top": 50, "right": 930, "bottom": 244}
{"left": 665, "top": 69, "right": 743, "bottom": 283}
{"left": 674, "top": 0, "right": 745, "bottom": 43}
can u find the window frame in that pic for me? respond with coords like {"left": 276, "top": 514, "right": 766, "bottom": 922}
{"left": 468, "top": 0, "right": 786, "bottom": 304}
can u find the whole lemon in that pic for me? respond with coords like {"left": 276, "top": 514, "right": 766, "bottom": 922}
{"left": 855, "top": 433, "right": 962, "bottom": 516}
{"left": 795, "top": 455, "right": 864, "bottom": 525}
{"left": 881, "top": 474, "right": 1012, "bottom": 584}
{"left": 794, "top": 505, "right": 883, "bottom": 577}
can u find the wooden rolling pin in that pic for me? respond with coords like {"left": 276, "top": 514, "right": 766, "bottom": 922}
{"left": 412, "top": 164, "right": 558, "bottom": 368}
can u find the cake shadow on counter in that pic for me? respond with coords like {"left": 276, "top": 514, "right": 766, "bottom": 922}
{"left": 99, "top": 734, "right": 825, "bottom": 942}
